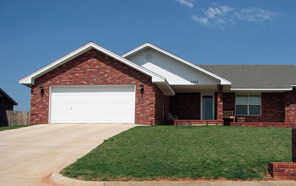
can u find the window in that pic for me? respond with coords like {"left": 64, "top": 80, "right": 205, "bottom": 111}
{"left": 235, "top": 95, "right": 261, "bottom": 116}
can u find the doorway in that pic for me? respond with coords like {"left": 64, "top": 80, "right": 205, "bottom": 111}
{"left": 201, "top": 95, "right": 214, "bottom": 120}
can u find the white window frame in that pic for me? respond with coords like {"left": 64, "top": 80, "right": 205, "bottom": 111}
{"left": 235, "top": 94, "right": 261, "bottom": 116}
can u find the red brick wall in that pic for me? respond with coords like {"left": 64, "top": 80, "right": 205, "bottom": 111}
{"left": 30, "top": 49, "right": 162, "bottom": 125}
{"left": 170, "top": 93, "right": 200, "bottom": 120}
{"left": 268, "top": 162, "right": 296, "bottom": 180}
{"left": 245, "top": 93, "right": 285, "bottom": 122}
{"left": 285, "top": 88, "right": 296, "bottom": 124}
{"left": 214, "top": 93, "right": 217, "bottom": 120}
{"left": 164, "top": 96, "right": 170, "bottom": 120}
{"left": 154, "top": 85, "right": 164, "bottom": 125}
{"left": 230, "top": 122, "right": 294, "bottom": 128}
{"left": 223, "top": 93, "right": 235, "bottom": 111}
{"left": 224, "top": 93, "right": 285, "bottom": 122}
{"left": 291, "top": 89, "right": 296, "bottom": 124}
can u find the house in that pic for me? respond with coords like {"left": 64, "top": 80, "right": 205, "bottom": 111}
{"left": 19, "top": 42, "right": 296, "bottom": 127}
{"left": 0, "top": 88, "right": 18, "bottom": 127}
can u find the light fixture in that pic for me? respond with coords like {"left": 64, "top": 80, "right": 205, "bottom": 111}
{"left": 140, "top": 84, "right": 144, "bottom": 98}
{"left": 39, "top": 85, "right": 44, "bottom": 95}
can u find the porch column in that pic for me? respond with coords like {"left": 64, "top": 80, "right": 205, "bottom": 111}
{"left": 217, "top": 85, "right": 224, "bottom": 121}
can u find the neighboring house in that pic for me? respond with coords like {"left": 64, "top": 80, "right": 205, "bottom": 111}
{"left": 0, "top": 88, "right": 18, "bottom": 127}
{"left": 19, "top": 42, "right": 296, "bottom": 127}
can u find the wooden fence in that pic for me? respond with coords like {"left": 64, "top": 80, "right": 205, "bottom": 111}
{"left": 6, "top": 111, "right": 30, "bottom": 126}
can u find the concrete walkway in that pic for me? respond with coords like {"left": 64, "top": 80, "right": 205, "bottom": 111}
{"left": 0, "top": 124, "right": 135, "bottom": 186}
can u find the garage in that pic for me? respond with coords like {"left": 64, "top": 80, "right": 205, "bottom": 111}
{"left": 50, "top": 86, "right": 136, "bottom": 124}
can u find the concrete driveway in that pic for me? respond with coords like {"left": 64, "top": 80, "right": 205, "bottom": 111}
{"left": 0, "top": 124, "right": 135, "bottom": 186}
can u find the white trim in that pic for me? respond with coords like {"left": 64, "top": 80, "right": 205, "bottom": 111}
{"left": 49, "top": 86, "right": 52, "bottom": 124}
{"left": 200, "top": 94, "right": 215, "bottom": 120}
{"left": 231, "top": 88, "right": 292, "bottom": 91}
{"left": 19, "top": 42, "right": 166, "bottom": 86}
{"left": 291, "top": 85, "right": 296, "bottom": 87}
{"left": 122, "top": 43, "right": 232, "bottom": 85}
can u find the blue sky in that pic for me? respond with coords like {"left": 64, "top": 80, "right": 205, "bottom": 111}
{"left": 0, "top": 0, "right": 295, "bottom": 111}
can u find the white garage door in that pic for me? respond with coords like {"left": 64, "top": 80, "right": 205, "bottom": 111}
{"left": 50, "top": 86, "right": 135, "bottom": 124}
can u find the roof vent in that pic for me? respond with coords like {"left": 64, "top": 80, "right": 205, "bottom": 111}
{"left": 145, "top": 53, "right": 153, "bottom": 61}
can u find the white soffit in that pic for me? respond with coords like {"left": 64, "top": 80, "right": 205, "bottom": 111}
{"left": 231, "top": 88, "right": 293, "bottom": 92}
{"left": 122, "top": 43, "right": 232, "bottom": 85}
{"left": 19, "top": 42, "right": 168, "bottom": 87}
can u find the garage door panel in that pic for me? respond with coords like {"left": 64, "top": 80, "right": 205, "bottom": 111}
{"left": 50, "top": 86, "right": 135, "bottom": 124}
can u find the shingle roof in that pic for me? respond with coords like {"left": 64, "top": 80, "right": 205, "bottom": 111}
{"left": 199, "top": 65, "right": 296, "bottom": 89}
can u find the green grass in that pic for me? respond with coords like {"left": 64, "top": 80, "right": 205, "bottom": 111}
{"left": 62, "top": 126, "right": 291, "bottom": 181}
{"left": 0, "top": 125, "right": 30, "bottom": 131}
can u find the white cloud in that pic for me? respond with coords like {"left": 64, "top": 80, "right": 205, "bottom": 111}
{"left": 190, "top": 5, "right": 281, "bottom": 29}
{"left": 175, "top": 0, "right": 194, "bottom": 8}
{"left": 191, "top": 15, "right": 209, "bottom": 25}
{"left": 234, "top": 8, "right": 281, "bottom": 23}
{"left": 205, "top": 6, "right": 233, "bottom": 18}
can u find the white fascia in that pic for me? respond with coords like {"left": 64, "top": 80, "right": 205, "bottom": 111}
{"left": 19, "top": 42, "right": 167, "bottom": 86}
{"left": 122, "top": 43, "right": 232, "bottom": 85}
{"left": 231, "top": 88, "right": 293, "bottom": 91}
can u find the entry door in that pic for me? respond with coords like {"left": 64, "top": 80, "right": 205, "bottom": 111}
{"left": 202, "top": 95, "right": 214, "bottom": 120}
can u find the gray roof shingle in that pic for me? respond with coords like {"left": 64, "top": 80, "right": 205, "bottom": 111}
{"left": 199, "top": 65, "right": 296, "bottom": 89}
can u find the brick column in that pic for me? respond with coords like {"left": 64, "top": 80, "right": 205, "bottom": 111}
{"left": 217, "top": 85, "right": 223, "bottom": 122}
{"left": 286, "top": 88, "right": 296, "bottom": 124}
{"left": 291, "top": 88, "right": 296, "bottom": 124}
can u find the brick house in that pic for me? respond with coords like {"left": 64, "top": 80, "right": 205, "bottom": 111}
{"left": 19, "top": 42, "right": 296, "bottom": 126}
{"left": 0, "top": 88, "right": 18, "bottom": 127}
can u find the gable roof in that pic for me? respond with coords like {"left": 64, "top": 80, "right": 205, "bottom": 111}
{"left": 122, "top": 42, "right": 231, "bottom": 85}
{"left": 200, "top": 65, "right": 296, "bottom": 90}
{"left": 19, "top": 42, "right": 175, "bottom": 95}
{"left": 0, "top": 88, "right": 18, "bottom": 105}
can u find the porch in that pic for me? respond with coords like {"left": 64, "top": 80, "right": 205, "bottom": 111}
{"left": 165, "top": 85, "right": 224, "bottom": 125}
{"left": 164, "top": 86, "right": 296, "bottom": 127}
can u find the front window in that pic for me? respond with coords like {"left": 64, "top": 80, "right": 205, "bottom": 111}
{"left": 235, "top": 94, "right": 261, "bottom": 116}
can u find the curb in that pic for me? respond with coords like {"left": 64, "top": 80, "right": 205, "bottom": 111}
{"left": 51, "top": 172, "right": 104, "bottom": 186}
{"left": 51, "top": 171, "right": 296, "bottom": 186}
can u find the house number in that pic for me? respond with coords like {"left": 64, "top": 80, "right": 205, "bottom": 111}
{"left": 191, "top": 80, "right": 199, "bottom": 84}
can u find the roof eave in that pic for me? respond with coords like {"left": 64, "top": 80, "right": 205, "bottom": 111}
{"left": 19, "top": 42, "right": 167, "bottom": 87}
{"left": 230, "top": 88, "right": 293, "bottom": 91}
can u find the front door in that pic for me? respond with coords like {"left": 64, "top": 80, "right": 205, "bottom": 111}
{"left": 202, "top": 95, "right": 214, "bottom": 120}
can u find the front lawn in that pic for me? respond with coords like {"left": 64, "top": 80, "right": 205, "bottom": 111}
{"left": 0, "top": 125, "right": 30, "bottom": 131}
{"left": 62, "top": 126, "right": 291, "bottom": 181}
